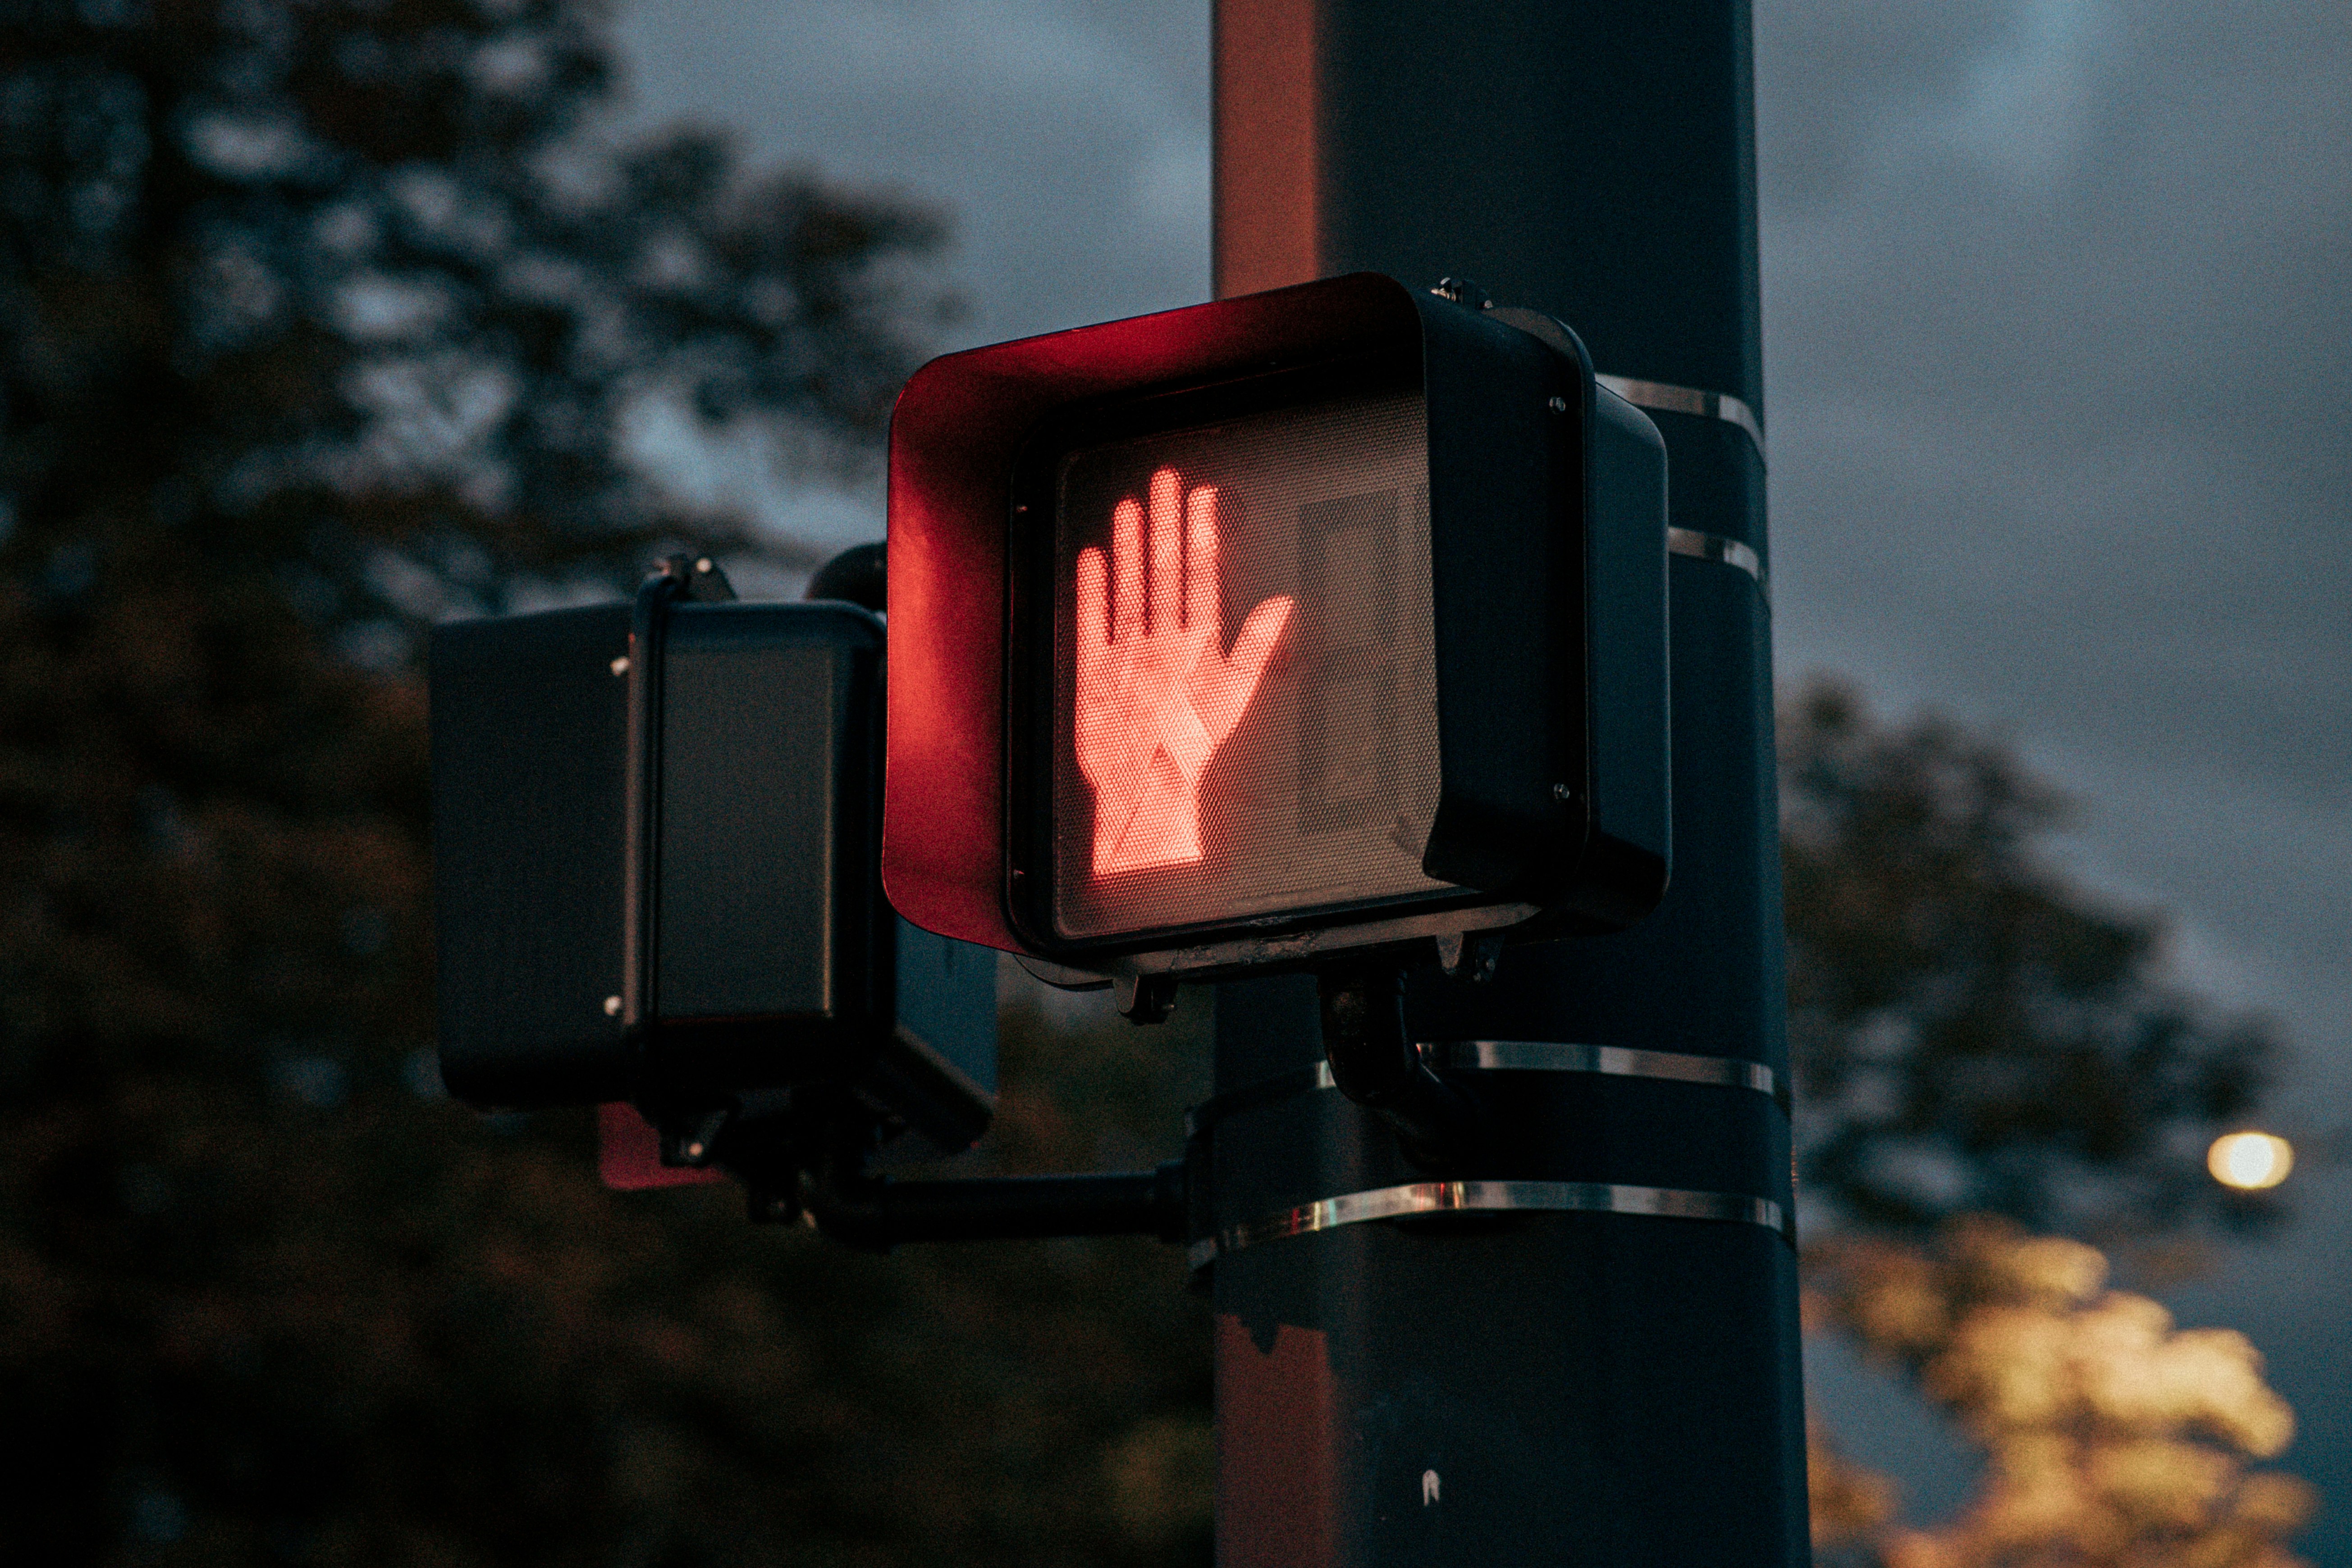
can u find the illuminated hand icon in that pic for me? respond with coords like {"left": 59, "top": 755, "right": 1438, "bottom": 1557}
{"left": 1075, "top": 466, "right": 1294, "bottom": 877}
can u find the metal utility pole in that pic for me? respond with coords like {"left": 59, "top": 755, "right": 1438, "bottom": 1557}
{"left": 1203, "top": 4, "right": 1805, "bottom": 1564}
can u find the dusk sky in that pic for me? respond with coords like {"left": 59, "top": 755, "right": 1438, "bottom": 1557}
{"left": 606, "top": 0, "right": 2351, "bottom": 1551}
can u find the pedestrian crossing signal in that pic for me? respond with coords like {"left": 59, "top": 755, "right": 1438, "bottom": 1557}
{"left": 883, "top": 273, "right": 1670, "bottom": 987}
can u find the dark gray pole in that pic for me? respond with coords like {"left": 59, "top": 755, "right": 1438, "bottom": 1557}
{"left": 1205, "top": 4, "right": 1806, "bottom": 1564}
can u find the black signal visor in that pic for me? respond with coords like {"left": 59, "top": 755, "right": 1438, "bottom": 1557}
{"left": 884, "top": 273, "right": 1667, "bottom": 981}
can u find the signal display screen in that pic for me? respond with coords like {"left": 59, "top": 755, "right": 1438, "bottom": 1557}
{"left": 1048, "top": 390, "right": 1448, "bottom": 941}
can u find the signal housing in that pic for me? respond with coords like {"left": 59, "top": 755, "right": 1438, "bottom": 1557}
{"left": 883, "top": 272, "right": 1668, "bottom": 982}
{"left": 430, "top": 581, "right": 996, "bottom": 1154}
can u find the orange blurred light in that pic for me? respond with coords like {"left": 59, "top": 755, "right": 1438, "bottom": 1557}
{"left": 2208, "top": 1131, "right": 2293, "bottom": 1191}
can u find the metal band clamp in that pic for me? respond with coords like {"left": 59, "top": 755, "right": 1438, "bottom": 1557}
{"left": 1667, "top": 527, "right": 1767, "bottom": 598}
{"left": 1440, "top": 1039, "right": 1785, "bottom": 1112}
{"left": 1596, "top": 374, "right": 1765, "bottom": 462}
{"left": 1192, "top": 1178, "right": 1791, "bottom": 1267}
{"left": 1187, "top": 1039, "right": 1786, "bottom": 1135}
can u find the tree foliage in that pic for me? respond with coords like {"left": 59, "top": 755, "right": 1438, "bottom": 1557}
{"left": 2, "top": 0, "right": 944, "bottom": 640}
{"left": 1786, "top": 686, "right": 2308, "bottom": 1567}
{"left": 1780, "top": 680, "right": 2278, "bottom": 1240}
{"left": 1807, "top": 1221, "right": 2313, "bottom": 1568}
{"left": 0, "top": 0, "right": 1221, "bottom": 1563}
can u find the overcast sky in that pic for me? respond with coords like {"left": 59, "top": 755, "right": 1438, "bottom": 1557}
{"left": 608, "top": 0, "right": 2351, "bottom": 1549}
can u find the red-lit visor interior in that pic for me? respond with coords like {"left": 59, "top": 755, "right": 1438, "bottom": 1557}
{"left": 1048, "top": 390, "right": 1449, "bottom": 941}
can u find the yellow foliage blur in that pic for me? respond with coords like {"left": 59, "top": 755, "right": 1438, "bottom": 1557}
{"left": 1807, "top": 1220, "right": 2315, "bottom": 1568}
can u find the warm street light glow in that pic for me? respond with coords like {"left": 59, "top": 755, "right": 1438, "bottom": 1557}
{"left": 2207, "top": 1132, "right": 2294, "bottom": 1191}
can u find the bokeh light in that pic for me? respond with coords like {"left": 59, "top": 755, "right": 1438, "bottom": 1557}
{"left": 2208, "top": 1131, "right": 2294, "bottom": 1191}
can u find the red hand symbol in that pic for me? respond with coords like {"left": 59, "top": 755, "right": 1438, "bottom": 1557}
{"left": 1075, "top": 466, "right": 1294, "bottom": 877}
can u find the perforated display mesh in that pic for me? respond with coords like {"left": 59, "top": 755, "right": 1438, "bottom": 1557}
{"left": 1050, "top": 390, "right": 1447, "bottom": 941}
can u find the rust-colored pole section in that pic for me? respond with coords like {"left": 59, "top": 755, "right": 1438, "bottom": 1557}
{"left": 1210, "top": 0, "right": 1319, "bottom": 300}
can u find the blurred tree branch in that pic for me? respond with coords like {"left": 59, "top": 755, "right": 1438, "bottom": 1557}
{"left": 1781, "top": 677, "right": 2279, "bottom": 1239}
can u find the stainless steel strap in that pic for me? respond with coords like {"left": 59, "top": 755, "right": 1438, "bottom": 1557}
{"left": 1186, "top": 1039, "right": 1787, "bottom": 1135}
{"left": 1440, "top": 1039, "right": 1783, "bottom": 1108}
{"left": 1667, "top": 526, "right": 1767, "bottom": 598}
{"left": 1192, "top": 1178, "right": 1790, "bottom": 1267}
{"left": 1596, "top": 373, "right": 1765, "bottom": 462}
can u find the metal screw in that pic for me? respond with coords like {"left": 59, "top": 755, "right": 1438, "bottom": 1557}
{"left": 609, "top": 656, "right": 630, "bottom": 677}
{"left": 1552, "top": 783, "right": 1573, "bottom": 800}
{"left": 604, "top": 994, "right": 622, "bottom": 1016}
{"left": 1548, "top": 395, "right": 1568, "bottom": 413}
